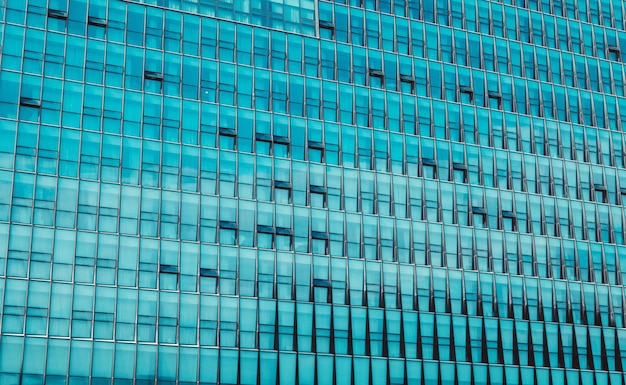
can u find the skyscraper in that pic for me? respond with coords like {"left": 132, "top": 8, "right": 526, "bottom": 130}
{"left": 2, "top": 0, "right": 626, "bottom": 383}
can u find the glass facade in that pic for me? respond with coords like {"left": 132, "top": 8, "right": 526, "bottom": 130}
{"left": 2, "top": 0, "right": 626, "bottom": 383}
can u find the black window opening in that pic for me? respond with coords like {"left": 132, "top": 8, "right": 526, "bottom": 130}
{"left": 219, "top": 221, "right": 238, "bottom": 245}
{"left": 200, "top": 268, "right": 219, "bottom": 294}
{"left": 19, "top": 98, "right": 42, "bottom": 120}
{"left": 312, "top": 279, "right": 332, "bottom": 303}
{"left": 144, "top": 71, "right": 163, "bottom": 93}
{"left": 88, "top": 16, "right": 107, "bottom": 27}
{"left": 200, "top": 268, "right": 218, "bottom": 278}
{"left": 46, "top": 9, "right": 68, "bottom": 31}
{"left": 20, "top": 98, "right": 41, "bottom": 108}
{"left": 369, "top": 69, "right": 385, "bottom": 88}
{"left": 311, "top": 231, "right": 329, "bottom": 255}
{"left": 609, "top": 46, "right": 621, "bottom": 61}
{"left": 319, "top": 20, "right": 335, "bottom": 40}
{"left": 459, "top": 86, "right": 474, "bottom": 104}
{"left": 257, "top": 225, "right": 293, "bottom": 250}
{"left": 422, "top": 158, "right": 437, "bottom": 179}
{"left": 274, "top": 135, "right": 290, "bottom": 157}
{"left": 159, "top": 264, "right": 179, "bottom": 274}
{"left": 400, "top": 74, "right": 416, "bottom": 94}
{"left": 488, "top": 92, "right": 503, "bottom": 109}
{"left": 47, "top": 9, "right": 68, "bottom": 19}
{"left": 453, "top": 162, "right": 468, "bottom": 183}
{"left": 219, "top": 127, "right": 237, "bottom": 150}
{"left": 159, "top": 264, "right": 179, "bottom": 290}
{"left": 308, "top": 140, "right": 325, "bottom": 162}
{"left": 87, "top": 16, "right": 108, "bottom": 38}
{"left": 255, "top": 133, "right": 272, "bottom": 155}
{"left": 257, "top": 225, "right": 275, "bottom": 249}
{"left": 594, "top": 184, "right": 608, "bottom": 203}
{"left": 472, "top": 207, "right": 487, "bottom": 227}
{"left": 274, "top": 180, "right": 292, "bottom": 203}
{"left": 256, "top": 133, "right": 290, "bottom": 156}
{"left": 502, "top": 210, "right": 517, "bottom": 231}
{"left": 310, "top": 185, "right": 327, "bottom": 208}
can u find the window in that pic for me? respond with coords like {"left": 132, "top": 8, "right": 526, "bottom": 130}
{"left": 460, "top": 86, "right": 474, "bottom": 104}
{"left": 319, "top": 20, "right": 335, "bottom": 40}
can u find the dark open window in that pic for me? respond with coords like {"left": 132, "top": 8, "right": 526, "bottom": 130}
{"left": 422, "top": 158, "right": 437, "bottom": 179}
{"left": 219, "top": 127, "right": 237, "bottom": 149}
{"left": 400, "top": 74, "right": 415, "bottom": 94}
{"left": 319, "top": 20, "right": 335, "bottom": 39}
{"left": 310, "top": 185, "right": 327, "bottom": 207}
{"left": 159, "top": 264, "right": 179, "bottom": 290}
{"left": 473, "top": 207, "right": 487, "bottom": 227}
{"left": 369, "top": 69, "right": 384, "bottom": 88}
{"left": 453, "top": 162, "right": 468, "bottom": 183}
{"left": 594, "top": 184, "right": 607, "bottom": 203}
{"left": 488, "top": 91, "right": 502, "bottom": 109}
{"left": 308, "top": 140, "right": 325, "bottom": 162}
{"left": 88, "top": 16, "right": 107, "bottom": 27}
{"left": 48, "top": 9, "right": 68, "bottom": 19}
{"left": 460, "top": 86, "right": 474, "bottom": 104}
{"left": 20, "top": 98, "right": 41, "bottom": 108}
{"left": 219, "top": 221, "right": 238, "bottom": 245}
{"left": 502, "top": 210, "right": 517, "bottom": 231}
{"left": 275, "top": 180, "right": 292, "bottom": 203}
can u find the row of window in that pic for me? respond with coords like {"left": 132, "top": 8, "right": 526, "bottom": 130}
{"left": 3, "top": 211, "right": 626, "bottom": 290}
{"left": 5, "top": 120, "right": 626, "bottom": 198}
{"left": 320, "top": 0, "right": 626, "bottom": 63}
{"left": 17, "top": 0, "right": 626, "bottom": 69}
{"left": 7, "top": 67, "right": 626, "bottom": 171}
{"left": 5, "top": 127, "right": 626, "bottom": 231}
{"left": 9, "top": 1, "right": 626, "bottom": 107}
{"left": 5, "top": 0, "right": 317, "bottom": 38}
{"left": 9, "top": 13, "right": 626, "bottom": 107}
{"left": 7, "top": 111, "right": 626, "bottom": 202}
{"left": 2, "top": 275, "right": 626, "bottom": 365}
{"left": 1, "top": 260, "right": 626, "bottom": 335}
{"left": 8, "top": 68, "right": 626, "bottom": 169}
{"left": 0, "top": 336, "right": 621, "bottom": 385}
{"left": 4, "top": 154, "right": 626, "bottom": 245}
{"left": 325, "top": 0, "right": 626, "bottom": 36}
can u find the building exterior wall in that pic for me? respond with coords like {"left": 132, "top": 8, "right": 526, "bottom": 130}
{"left": 2, "top": 0, "right": 626, "bottom": 383}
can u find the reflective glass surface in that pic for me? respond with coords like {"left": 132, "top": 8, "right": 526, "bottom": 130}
{"left": 3, "top": 0, "right": 626, "bottom": 383}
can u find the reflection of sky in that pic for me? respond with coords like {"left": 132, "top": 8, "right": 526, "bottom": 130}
{"left": 135, "top": 0, "right": 317, "bottom": 36}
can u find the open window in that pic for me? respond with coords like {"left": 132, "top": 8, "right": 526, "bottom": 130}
{"left": 488, "top": 91, "right": 502, "bottom": 109}
{"left": 219, "top": 221, "right": 238, "bottom": 245}
{"left": 200, "top": 268, "right": 218, "bottom": 294}
{"left": 159, "top": 264, "right": 179, "bottom": 290}
{"left": 311, "top": 231, "right": 329, "bottom": 255}
{"left": 502, "top": 210, "right": 517, "bottom": 231}
{"left": 219, "top": 127, "right": 237, "bottom": 150}
{"left": 422, "top": 158, "right": 437, "bottom": 179}
{"left": 472, "top": 207, "right": 487, "bottom": 228}
{"left": 308, "top": 140, "right": 325, "bottom": 162}
{"left": 459, "top": 86, "right": 474, "bottom": 104}
{"left": 400, "top": 74, "right": 416, "bottom": 94}
{"left": 319, "top": 20, "right": 335, "bottom": 40}
{"left": 144, "top": 71, "right": 163, "bottom": 93}
{"left": 312, "top": 278, "right": 332, "bottom": 303}
{"left": 594, "top": 184, "right": 608, "bottom": 203}
{"left": 274, "top": 180, "right": 292, "bottom": 204}
{"left": 369, "top": 69, "right": 385, "bottom": 88}
{"left": 453, "top": 162, "right": 468, "bottom": 183}
{"left": 609, "top": 46, "right": 621, "bottom": 61}
{"left": 310, "top": 185, "right": 327, "bottom": 208}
